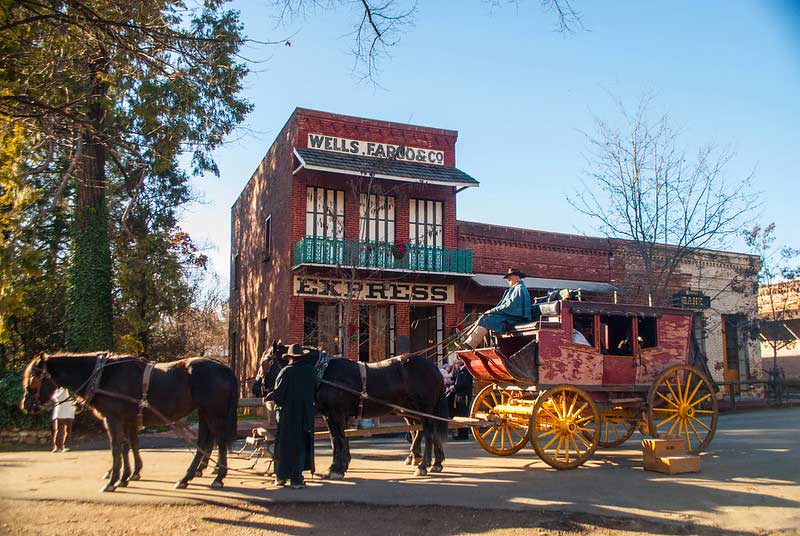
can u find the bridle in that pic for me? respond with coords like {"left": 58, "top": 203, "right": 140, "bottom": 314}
{"left": 23, "top": 354, "right": 54, "bottom": 411}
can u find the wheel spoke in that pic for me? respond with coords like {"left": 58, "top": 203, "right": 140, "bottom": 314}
{"left": 684, "top": 374, "right": 693, "bottom": 403}
{"left": 656, "top": 412, "right": 678, "bottom": 428}
{"left": 480, "top": 427, "right": 494, "bottom": 439}
{"left": 651, "top": 407, "right": 677, "bottom": 412}
{"left": 689, "top": 393, "right": 712, "bottom": 408}
{"left": 693, "top": 409, "right": 715, "bottom": 414}
{"left": 675, "top": 373, "right": 683, "bottom": 404}
{"left": 612, "top": 423, "right": 620, "bottom": 440}
{"left": 686, "top": 377, "right": 703, "bottom": 405}
{"left": 690, "top": 415, "right": 712, "bottom": 432}
{"left": 682, "top": 420, "right": 691, "bottom": 451}
{"left": 665, "top": 379, "right": 680, "bottom": 404}
{"left": 490, "top": 427, "right": 499, "bottom": 447}
{"left": 542, "top": 431, "right": 560, "bottom": 450}
{"left": 564, "top": 435, "right": 570, "bottom": 463}
{"left": 570, "top": 436, "right": 582, "bottom": 457}
{"left": 539, "top": 406, "right": 560, "bottom": 422}
{"left": 656, "top": 391, "right": 679, "bottom": 408}
{"left": 687, "top": 418, "right": 703, "bottom": 445}
{"left": 490, "top": 391, "right": 499, "bottom": 407}
{"left": 567, "top": 393, "right": 578, "bottom": 418}
{"left": 575, "top": 431, "right": 592, "bottom": 449}
{"left": 667, "top": 416, "right": 681, "bottom": 436}
{"left": 555, "top": 436, "right": 564, "bottom": 457}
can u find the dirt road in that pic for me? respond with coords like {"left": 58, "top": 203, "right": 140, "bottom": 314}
{"left": 1, "top": 408, "right": 798, "bottom": 535}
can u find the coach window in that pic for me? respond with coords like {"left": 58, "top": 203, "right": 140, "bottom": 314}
{"left": 637, "top": 317, "right": 658, "bottom": 349}
{"left": 600, "top": 315, "right": 634, "bottom": 356}
{"left": 306, "top": 187, "right": 345, "bottom": 239}
{"left": 572, "top": 314, "right": 595, "bottom": 347}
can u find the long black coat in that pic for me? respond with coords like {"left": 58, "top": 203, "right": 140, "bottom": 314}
{"left": 273, "top": 357, "right": 317, "bottom": 479}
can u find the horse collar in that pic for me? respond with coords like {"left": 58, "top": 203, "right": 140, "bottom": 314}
{"left": 82, "top": 353, "right": 108, "bottom": 406}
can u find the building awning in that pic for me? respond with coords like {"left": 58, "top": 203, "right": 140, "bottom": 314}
{"left": 294, "top": 148, "right": 480, "bottom": 188}
{"left": 471, "top": 273, "right": 617, "bottom": 293}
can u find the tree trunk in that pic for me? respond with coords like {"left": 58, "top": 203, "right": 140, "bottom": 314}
{"left": 65, "top": 57, "right": 114, "bottom": 352}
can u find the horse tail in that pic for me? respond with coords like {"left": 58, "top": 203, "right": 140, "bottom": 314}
{"left": 433, "top": 387, "right": 450, "bottom": 442}
{"left": 222, "top": 373, "right": 239, "bottom": 447}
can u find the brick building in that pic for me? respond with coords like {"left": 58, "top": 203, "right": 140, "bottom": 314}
{"left": 229, "top": 108, "right": 761, "bottom": 392}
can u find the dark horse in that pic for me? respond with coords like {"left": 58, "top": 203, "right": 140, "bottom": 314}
{"left": 20, "top": 352, "right": 238, "bottom": 492}
{"left": 254, "top": 342, "right": 448, "bottom": 478}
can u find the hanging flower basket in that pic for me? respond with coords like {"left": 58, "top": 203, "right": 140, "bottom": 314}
{"left": 391, "top": 242, "right": 407, "bottom": 259}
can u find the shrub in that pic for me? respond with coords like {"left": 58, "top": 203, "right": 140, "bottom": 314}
{"left": 0, "top": 370, "right": 48, "bottom": 429}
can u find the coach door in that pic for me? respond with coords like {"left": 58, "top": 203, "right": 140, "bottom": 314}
{"left": 600, "top": 314, "right": 637, "bottom": 386}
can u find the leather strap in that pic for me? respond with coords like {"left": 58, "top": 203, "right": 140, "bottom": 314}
{"left": 357, "top": 361, "right": 368, "bottom": 421}
{"left": 137, "top": 362, "right": 156, "bottom": 429}
{"left": 82, "top": 353, "right": 108, "bottom": 406}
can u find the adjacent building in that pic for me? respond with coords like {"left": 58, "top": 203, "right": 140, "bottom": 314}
{"left": 229, "top": 108, "right": 761, "bottom": 392}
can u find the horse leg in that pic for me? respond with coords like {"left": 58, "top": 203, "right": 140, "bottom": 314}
{"left": 403, "top": 418, "right": 423, "bottom": 466}
{"left": 431, "top": 424, "right": 445, "bottom": 473}
{"left": 128, "top": 422, "right": 143, "bottom": 481}
{"left": 118, "top": 431, "right": 132, "bottom": 486}
{"left": 415, "top": 420, "right": 433, "bottom": 477}
{"left": 321, "top": 413, "right": 348, "bottom": 480}
{"left": 176, "top": 418, "right": 213, "bottom": 489}
{"left": 211, "top": 436, "right": 228, "bottom": 489}
{"left": 101, "top": 419, "right": 124, "bottom": 493}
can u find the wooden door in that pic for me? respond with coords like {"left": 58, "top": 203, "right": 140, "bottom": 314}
{"left": 722, "top": 315, "right": 741, "bottom": 394}
{"left": 369, "top": 306, "right": 388, "bottom": 362}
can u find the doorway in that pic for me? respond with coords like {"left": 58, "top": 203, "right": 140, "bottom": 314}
{"left": 410, "top": 305, "right": 445, "bottom": 363}
{"left": 358, "top": 304, "right": 396, "bottom": 362}
{"left": 722, "top": 314, "right": 746, "bottom": 393}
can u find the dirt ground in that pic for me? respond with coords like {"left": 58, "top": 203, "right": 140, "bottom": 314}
{"left": 1, "top": 499, "right": 794, "bottom": 536}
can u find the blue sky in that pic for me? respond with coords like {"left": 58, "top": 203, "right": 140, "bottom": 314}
{"left": 181, "top": 0, "right": 800, "bottom": 284}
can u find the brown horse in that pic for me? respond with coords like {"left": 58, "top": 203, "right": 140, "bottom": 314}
{"left": 256, "top": 343, "right": 448, "bottom": 478}
{"left": 20, "top": 352, "right": 238, "bottom": 492}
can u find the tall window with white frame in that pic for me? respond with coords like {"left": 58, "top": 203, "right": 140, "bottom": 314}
{"left": 306, "top": 187, "right": 345, "bottom": 239}
{"left": 409, "top": 198, "right": 443, "bottom": 247}
{"left": 359, "top": 193, "right": 396, "bottom": 243}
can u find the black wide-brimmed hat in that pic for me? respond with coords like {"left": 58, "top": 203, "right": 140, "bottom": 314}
{"left": 285, "top": 343, "right": 309, "bottom": 358}
{"left": 503, "top": 267, "right": 527, "bottom": 279}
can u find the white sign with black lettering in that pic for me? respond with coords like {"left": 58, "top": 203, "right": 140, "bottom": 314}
{"left": 307, "top": 133, "right": 445, "bottom": 166}
{"left": 294, "top": 276, "right": 454, "bottom": 304}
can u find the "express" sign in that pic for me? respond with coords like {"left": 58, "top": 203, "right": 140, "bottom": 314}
{"left": 308, "top": 133, "right": 445, "bottom": 166}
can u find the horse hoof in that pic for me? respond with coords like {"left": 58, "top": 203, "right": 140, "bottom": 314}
{"left": 404, "top": 456, "right": 413, "bottom": 466}
{"left": 212, "top": 468, "right": 219, "bottom": 475}
{"left": 431, "top": 464, "right": 443, "bottom": 473}
{"left": 211, "top": 480, "right": 224, "bottom": 489}
{"left": 328, "top": 471, "right": 345, "bottom": 480}
{"left": 118, "top": 480, "right": 128, "bottom": 487}
{"left": 194, "top": 470, "right": 203, "bottom": 478}
{"left": 174, "top": 481, "right": 188, "bottom": 490}
{"left": 414, "top": 468, "right": 428, "bottom": 477}
{"left": 130, "top": 473, "right": 141, "bottom": 481}
{"left": 100, "top": 483, "right": 116, "bottom": 493}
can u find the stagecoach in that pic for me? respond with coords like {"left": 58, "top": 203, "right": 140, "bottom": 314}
{"left": 456, "top": 297, "right": 719, "bottom": 469}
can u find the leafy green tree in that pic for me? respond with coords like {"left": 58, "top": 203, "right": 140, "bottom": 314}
{"left": 1, "top": 0, "right": 251, "bottom": 353}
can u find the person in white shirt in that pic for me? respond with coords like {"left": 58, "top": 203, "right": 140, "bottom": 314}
{"left": 572, "top": 328, "right": 591, "bottom": 346}
{"left": 51, "top": 387, "right": 75, "bottom": 452}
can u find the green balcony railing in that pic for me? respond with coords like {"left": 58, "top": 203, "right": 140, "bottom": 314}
{"left": 294, "top": 237, "right": 473, "bottom": 274}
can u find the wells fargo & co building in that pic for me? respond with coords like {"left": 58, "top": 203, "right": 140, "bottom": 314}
{"left": 230, "top": 109, "right": 761, "bottom": 392}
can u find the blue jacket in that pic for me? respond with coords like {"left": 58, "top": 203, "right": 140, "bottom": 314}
{"left": 479, "top": 282, "right": 532, "bottom": 332}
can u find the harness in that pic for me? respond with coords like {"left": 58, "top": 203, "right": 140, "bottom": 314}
{"left": 137, "top": 361, "right": 156, "bottom": 430}
{"left": 313, "top": 351, "right": 334, "bottom": 388}
{"left": 78, "top": 353, "right": 108, "bottom": 408}
{"left": 357, "top": 361, "right": 368, "bottom": 421}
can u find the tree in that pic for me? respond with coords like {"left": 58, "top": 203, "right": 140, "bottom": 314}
{"left": 273, "top": 0, "right": 583, "bottom": 82}
{"left": 744, "top": 224, "right": 799, "bottom": 390}
{"left": 571, "top": 97, "right": 757, "bottom": 305}
{"left": 1, "top": 0, "right": 252, "bottom": 351}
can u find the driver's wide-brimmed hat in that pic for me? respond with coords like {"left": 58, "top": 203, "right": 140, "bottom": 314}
{"left": 503, "top": 267, "right": 527, "bottom": 279}
{"left": 285, "top": 343, "right": 309, "bottom": 358}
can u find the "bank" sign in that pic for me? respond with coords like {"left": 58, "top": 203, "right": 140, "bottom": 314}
{"left": 294, "top": 276, "right": 454, "bottom": 304}
{"left": 308, "top": 133, "right": 445, "bottom": 166}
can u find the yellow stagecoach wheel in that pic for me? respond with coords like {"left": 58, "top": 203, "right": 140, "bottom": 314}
{"left": 647, "top": 365, "right": 718, "bottom": 454}
{"left": 530, "top": 385, "right": 599, "bottom": 469}
{"left": 470, "top": 384, "right": 529, "bottom": 456}
{"left": 594, "top": 414, "right": 637, "bottom": 448}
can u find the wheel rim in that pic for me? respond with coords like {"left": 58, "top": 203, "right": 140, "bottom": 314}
{"left": 530, "top": 385, "right": 599, "bottom": 469}
{"left": 647, "top": 365, "right": 718, "bottom": 454}
{"left": 470, "top": 385, "right": 529, "bottom": 455}
{"left": 593, "top": 414, "right": 637, "bottom": 448}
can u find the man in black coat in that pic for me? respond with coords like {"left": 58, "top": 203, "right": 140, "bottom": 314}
{"left": 273, "top": 344, "right": 317, "bottom": 488}
{"left": 451, "top": 360, "right": 474, "bottom": 440}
